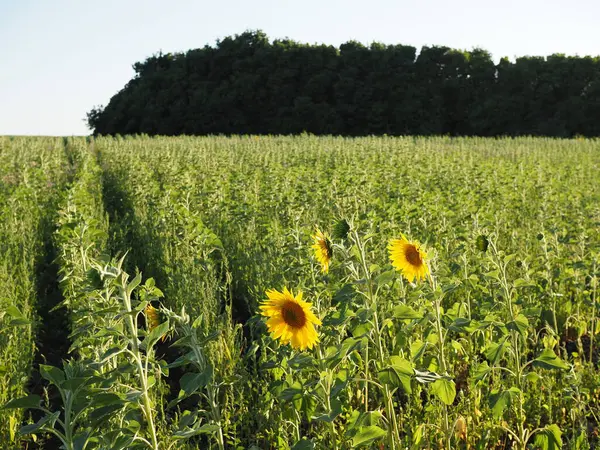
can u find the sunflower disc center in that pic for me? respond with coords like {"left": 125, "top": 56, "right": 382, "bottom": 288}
{"left": 405, "top": 245, "right": 422, "bottom": 266}
{"left": 281, "top": 301, "right": 307, "bottom": 328}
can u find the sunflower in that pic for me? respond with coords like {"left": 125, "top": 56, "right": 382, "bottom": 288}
{"left": 388, "top": 236, "right": 429, "bottom": 283}
{"left": 312, "top": 227, "right": 333, "bottom": 273}
{"left": 259, "top": 287, "right": 321, "bottom": 350}
{"left": 144, "top": 304, "right": 166, "bottom": 342}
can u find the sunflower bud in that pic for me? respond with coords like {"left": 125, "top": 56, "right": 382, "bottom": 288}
{"left": 145, "top": 304, "right": 166, "bottom": 342}
{"left": 331, "top": 219, "right": 350, "bottom": 241}
{"left": 476, "top": 235, "right": 489, "bottom": 252}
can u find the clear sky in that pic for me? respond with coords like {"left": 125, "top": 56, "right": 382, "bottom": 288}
{"left": 1, "top": 0, "right": 598, "bottom": 136}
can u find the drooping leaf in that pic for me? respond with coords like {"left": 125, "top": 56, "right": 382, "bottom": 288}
{"left": 351, "top": 425, "right": 387, "bottom": 447}
{"left": 431, "top": 378, "right": 456, "bottom": 405}
{"left": 484, "top": 336, "right": 508, "bottom": 365}
{"left": 2, "top": 395, "right": 41, "bottom": 410}
{"left": 532, "top": 349, "right": 570, "bottom": 370}
{"left": 489, "top": 387, "right": 520, "bottom": 419}
{"left": 533, "top": 424, "right": 562, "bottom": 450}
{"left": 378, "top": 356, "right": 413, "bottom": 393}
{"left": 393, "top": 304, "right": 422, "bottom": 320}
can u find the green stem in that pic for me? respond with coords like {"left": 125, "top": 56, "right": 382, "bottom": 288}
{"left": 122, "top": 282, "right": 159, "bottom": 450}
{"left": 353, "top": 230, "right": 399, "bottom": 449}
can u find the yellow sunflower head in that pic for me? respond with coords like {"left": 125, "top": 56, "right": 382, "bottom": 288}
{"left": 144, "top": 304, "right": 166, "bottom": 342}
{"left": 388, "top": 236, "right": 429, "bottom": 283}
{"left": 259, "top": 287, "right": 321, "bottom": 351}
{"left": 312, "top": 227, "right": 333, "bottom": 273}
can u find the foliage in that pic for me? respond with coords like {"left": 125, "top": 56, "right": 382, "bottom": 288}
{"left": 88, "top": 30, "right": 600, "bottom": 137}
{"left": 1, "top": 135, "right": 599, "bottom": 449}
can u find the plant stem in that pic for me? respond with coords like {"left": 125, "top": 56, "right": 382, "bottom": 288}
{"left": 121, "top": 279, "right": 159, "bottom": 450}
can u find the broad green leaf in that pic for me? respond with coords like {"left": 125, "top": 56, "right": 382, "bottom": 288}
{"left": 61, "top": 377, "right": 90, "bottom": 392}
{"left": 410, "top": 340, "right": 427, "bottom": 362}
{"left": 393, "top": 304, "right": 422, "bottom": 320}
{"left": 143, "top": 321, "right": 169, "bottom": 349}
{"left": 484, "top": 336, "right": 508, "bottom": 365}
{"left": 473, "top": 361, "right": 490, "bottom": 381}
{"left": 18, "top": 411, "right": 60, "bottom": 435}
{"left": 291, "top": 439, "right": 315, "bottom": 450}
{"left": 179, "top": 366, "right": 213, "bottom": 396}
{"left": 288, "top": 353, "right": 316, "bottom": 370}
{"left": 431, "top": 378, "right": 456, "bottom": 405}
{"left": 448, "top": 318, "right": 472, "bottom": 332}
{"left": 506, "top": 314, "right": 529, "bottom": 336}
{"left": 280, "top": 381, "right": 303, "bottom": 402}
{"left": 39, "top": 365, "right": 65, "bottom": 386}
{"left": 378, "top": 356, "right": 413, "bottom": 393}
{"left": 533, "top": 349, "right": 569, "bottom": 370}
{"left": 2, "top": 395, "right": 41, "bottom": 410}
{"left": 332, "top": 284, "right": 356, "bottom": 306}
{"left": 351, "top": 425, "right": 387, "bottom": 447}
{"left": 100, "top": 346, "right": 125, "bottom": 363}
{"left": 533, "top": 424, "right": 562, "bottom": 450}
{"left": 375, "top": 270, "right": 396, "bottom": 286}
{"left": 489, "top": 387, "right": 520, "bottom": 419}
{"left": 90, "top": 404, "right": 124, "bottom": 426}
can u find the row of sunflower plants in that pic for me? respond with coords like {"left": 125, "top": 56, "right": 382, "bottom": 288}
{"left": 96, "top": 135, "right": 254, "bottom": 449}
{"left": 2, "top": 138, "right": 239, "bottom": 449}
{"left": 0, "top": 137, "right": 69, "bottom": 447}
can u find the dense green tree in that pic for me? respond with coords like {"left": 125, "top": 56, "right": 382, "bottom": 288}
{"left": 87, "top": 30, "right": 600, "bottom": 137}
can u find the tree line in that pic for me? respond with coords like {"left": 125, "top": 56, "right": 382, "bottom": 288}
{"left": 87, "top": 30, "right": 600, "bottom": 137}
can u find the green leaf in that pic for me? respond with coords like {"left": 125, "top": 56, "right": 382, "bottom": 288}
{"left": 484, "top": 336, "right": 508, "bottom": 365}
{"left": 173, "top": 423, "right": 221, "bottom": 439}
{"left": 351, "top": 425, "right": 387, "bottom": 447}
{"left": 476, "top": 235, "right": 489, "bottom": 252}
{"left": 143, "top": 321, "right": 169, "bottom": 349}
{"left": 489, "top": 387, "right": 520, "bottom": 419}
{"left": 2, "top": 394, "right": 41, "bottom": 410}
{"left": 291, "top": 439, "right": 315, "bottom": 450}
{"left": 410, "top": 340, "right": 427, "bottom": 362}
{"left": 280, "top": 382, "right": 303, "bottom": 402}
{"left": 506, "top": 314, "right": 529, "bottom": 336}
{"left": 126, "top": 271, "right": 142, "bottom": 298}
{"left": 179, "top": 366, "right": 213, "bottom": 396}
{"left": 431, "top": 378, "right": 456, "bottom": 405}
{"left": 393, "top": 304, "right": 422, "bottom": 320}
{"left": 288, "top": 353, "right": 316, "bottom": 370}
{"left": 332, "top": 284, "right": 356, "bottom": 306}
{"left": 448, "top": 318, "right": 472, "bottom": 332}
{"left": 18, "top": 411, "right": 60, "bottom": 435}
{"left": 473, "top": 361, "right": 491, "bottom": 381}
{"left": 100, "top": 346, "right": 126, "bottom": 363}
{"left": 378, "top": 356, "right": 413, "bottom": 393}
{"left": 39, "top": 365, "right": 65, "bottom": 386}
{"left": 61, "top": 377, "right": 90, "bottom": 392}
{"left": 92, "top": 393, "right": 124, "bottom": 407}
{"left": 375, "top": 270, "right": 396, "bottom": 286}
{"left": 533, "top": 349, "right": 569, "bottom": 370}
{"left": 533, "top": 424, "right": 562, "bottom": 450}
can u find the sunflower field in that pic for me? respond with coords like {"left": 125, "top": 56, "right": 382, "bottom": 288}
{"left": 0, "top": 135, "right": 599, "bottom": 450}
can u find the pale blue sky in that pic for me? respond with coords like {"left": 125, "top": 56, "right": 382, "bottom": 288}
{"left": 1, "top": 0, "right": 598, "bottom": 136}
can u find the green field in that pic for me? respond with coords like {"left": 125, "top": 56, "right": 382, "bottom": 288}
{"left": 1, "top": 135, "right": 599, "bottom": 449}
